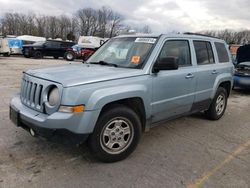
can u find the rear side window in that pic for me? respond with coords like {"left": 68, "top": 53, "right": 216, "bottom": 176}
{"left": 215, "top": 42, "right": 229, "bottom": 63}
{"left": 194, "top": 41, "right": 215, "bottom": 65}
{"left": 47, "top": 41, "right": 60, "bottom": 48}
{"left": 158, "top": 40, "right": 191, "bottom": 67}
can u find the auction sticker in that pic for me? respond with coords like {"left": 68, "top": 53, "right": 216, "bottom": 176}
{"left": 135, "top": 38, "right": 156, "bottom": 44}
{"left": 131, "top": 55, "right": 141, "bottom": 64}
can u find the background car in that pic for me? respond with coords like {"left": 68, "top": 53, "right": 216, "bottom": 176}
{"left": 64, "top": 44, "right": 97, "bottom": 61}
{"left": 0, "top": 37, "right": 11, "bottom": 56}
{"left": 22, "top": 40, "right": 76, "bottom": 59}
{"left": 65, "top": 36, "right": 108, "bottom": 61}
{"left": 234, "top": 44, "right": 250, "bottom": 89}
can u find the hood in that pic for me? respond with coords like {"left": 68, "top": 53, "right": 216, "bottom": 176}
{"left": 25, "top": 63, "right": 145, "bottom": 87}
{"left": 23, "top": 42, "right": 45, "bottom": 48}
{"left": 236, "top": 45, "right": 250, "bottom": 64}
{"left": 236, "top": 61, "right": 250, "bottom": 67}
{"left": 23, "top": 44, "right": 42, "bottom": 48}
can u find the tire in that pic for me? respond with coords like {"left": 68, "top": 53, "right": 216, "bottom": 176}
{"left": 24, "top": 55, "right": 30, "bottom": 58}
{"left": 33, "top": 51, "right": 43, "bottom": 59}
{"left": 88, "top": 105, "right": 142, "bottom": 162}
{"left": 53, "top": 56, "right": 59, "bottom": 59}
{"left": 65, "top": 51, "right": 75, "bottom": 61}
{"left": 3, "top": 52, "right": 10, "bottom": 57}
{"left": 205, "top": 87, "right": 228, "bottom": 120}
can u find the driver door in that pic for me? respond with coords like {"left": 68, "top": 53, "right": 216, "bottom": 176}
{"left": 151, "top": 39, "right": 196, "bottom": 123}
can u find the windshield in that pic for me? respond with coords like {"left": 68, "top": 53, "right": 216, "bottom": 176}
{"left": 86, "top": 37, "right": 157, "bottom": 68}
{"left": 32, "top": 41, "right": 45, "bottom": 46}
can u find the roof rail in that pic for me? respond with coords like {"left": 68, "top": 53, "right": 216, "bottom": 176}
{"left": 183, "top": 32, "right": 221, "bottom": 40}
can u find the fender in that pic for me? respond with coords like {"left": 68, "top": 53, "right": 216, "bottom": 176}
{"left": 211, "top": 72, "right": 233, "bottom": 99}
{"left": 85, "top": 84, "right": 151, "bottom": 118}
{"left": 73, "top": 84, "right": 151, "bottom": 133}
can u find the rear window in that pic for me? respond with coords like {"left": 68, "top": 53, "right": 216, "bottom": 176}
{"left": 194, "top": 41, "right": 215, "bottom": 65}
{"left": 215, "top": 42, "right": 229, "bottom": 63}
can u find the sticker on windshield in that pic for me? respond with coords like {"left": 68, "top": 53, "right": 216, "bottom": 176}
{"left": 135, "top": 38, "right": 156, "bottom": 44}
{"left": 131, "top": 55, "right": 141, "bottom": 64}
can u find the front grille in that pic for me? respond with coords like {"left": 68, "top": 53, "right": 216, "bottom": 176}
{"left": 20, "top": 73, "right": 62, "bottom": 114}
{"left": 20, "top": 76, "right": 44, "bottom": 111}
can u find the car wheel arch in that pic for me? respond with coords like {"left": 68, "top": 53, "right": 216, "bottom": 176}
{"left": 97, "top": 97, "right": 147, "bottom": 132}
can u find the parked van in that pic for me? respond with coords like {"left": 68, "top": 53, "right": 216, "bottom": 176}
{"left": 0, "top": 37, "right": 11, "bottom": 56}
{"left": 7, "top": 38, "right": 23, "bottom": 55}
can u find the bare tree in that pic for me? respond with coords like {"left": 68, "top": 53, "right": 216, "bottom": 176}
{"left": 36, "top": 15, "right": 47, "bottom": 36}
{"left": 201, "top": 29, "right": 250, "bottom": 44}
{"left": 141, "top": 25, "right": 152, "bottom": 34}
{"left": 0, "top": 7, "right": 126, "bottom": 39}
{"left": 108, "top": 11, "right": 122, "bottom": 38}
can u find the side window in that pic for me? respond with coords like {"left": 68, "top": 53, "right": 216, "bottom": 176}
{"left": 193, "top": 41, "right": 215, "bottom": 65}
{"left": 48, "top": 42, "right": 60, "bottom": 48}
{"left": 215, "top": 42, "right": 229, "bottom": 63}
{"left": 60, "top": 42, "right": 71, "bottom": 48}
{"left": 158, "top": 40, "right": 191, "bottom": 67}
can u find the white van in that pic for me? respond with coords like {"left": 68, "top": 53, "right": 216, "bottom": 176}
{"left": 0, "top": 38, "right": 11, "bottom": 56}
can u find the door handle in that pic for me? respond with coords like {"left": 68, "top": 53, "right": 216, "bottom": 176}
{"left": 185, "top": 73, "right": 194, "bottom": 79}
{"left": 212, "top": 70, "right": 218, "bottom": 74}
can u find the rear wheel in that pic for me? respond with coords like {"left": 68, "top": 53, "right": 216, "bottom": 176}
{"left": 33, "top": 51, "right": 43, "bottom": 59}
{"left": 3, "top": 52, "right": 10, "bottom": 57}
{"left": 24, "top": 55, "right": 30, "bottom": 58}
{"left": 88, "top": 105, "right": 142, "bottom": 162}
{"left": 65, "top": 51, "right": 75, "bottom": 61}
{"left": 205, "top": 87, "right": 228, "bottom": 120}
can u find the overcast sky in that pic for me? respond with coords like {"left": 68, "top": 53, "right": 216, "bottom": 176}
{"left": 0, "top": 0, "right": 249, "bottom": 33}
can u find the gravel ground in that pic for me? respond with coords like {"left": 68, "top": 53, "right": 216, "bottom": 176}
{"left": 0, "top": 56, "right": 250, "bottom": 188}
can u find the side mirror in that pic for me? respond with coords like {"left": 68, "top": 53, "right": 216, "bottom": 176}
{"left": 153, "top": 57, "right": 178, "bottom": 73}
{"left": 100, "top": 40, "right": 105, "bottom": 46}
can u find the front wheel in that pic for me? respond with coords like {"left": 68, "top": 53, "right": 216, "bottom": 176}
{"left": 205, "top": 87, "right": 228, "bottom": 120}
{"left": 88, "top": 105, "right": 142, "bottom": 162}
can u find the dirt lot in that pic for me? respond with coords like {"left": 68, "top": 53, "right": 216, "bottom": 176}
{"left": 0, "top": 56, "right": 250, "bottom": 188}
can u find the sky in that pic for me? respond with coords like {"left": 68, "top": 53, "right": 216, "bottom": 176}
{"left": 0, "top": 0, "right": 249, "bottom": 33}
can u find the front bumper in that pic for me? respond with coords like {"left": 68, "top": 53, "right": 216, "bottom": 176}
{"left": 9, "top": 95, "right": 99, "bottom": 143}
{"left": 233, "top": 75, "right": 250, "bottom": 89}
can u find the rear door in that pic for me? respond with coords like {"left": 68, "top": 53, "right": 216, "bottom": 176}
{"left": 60, "top": 42, "right": 73, "bottom": 57}
{"left": 45, "top": 41, "right": 60, "bottom": 56}
{"left": 151, "top": 39, "right": 196, "bottom": 123}
{"left": 192, "top": 40, "right": 218, "bottom": 109}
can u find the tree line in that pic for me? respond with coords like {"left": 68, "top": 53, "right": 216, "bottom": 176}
{"left": 0, "top": 7, "right": 152, "bottom": 41}
{"left": 200, "top": 29, "right": 250, "bottom": 45}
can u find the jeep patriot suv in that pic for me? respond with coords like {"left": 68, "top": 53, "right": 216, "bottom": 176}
{"left": 10, "top": 34, "right": 234, "bottom": 162}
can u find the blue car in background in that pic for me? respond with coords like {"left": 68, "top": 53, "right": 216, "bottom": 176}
{"left": 234, "top": 45, "right": 250, "bottom": 89}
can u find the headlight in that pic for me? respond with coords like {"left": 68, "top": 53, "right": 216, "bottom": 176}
{"left": 48, "top": 86, "right": 59, "bottom": 106}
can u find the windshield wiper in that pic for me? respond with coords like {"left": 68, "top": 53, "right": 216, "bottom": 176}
{"left": 88, "top": 61, "right": 118, "bottom": 67}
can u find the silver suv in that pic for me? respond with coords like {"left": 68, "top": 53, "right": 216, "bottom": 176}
{"left": 10, "top": 34, "right": 234, "bottom": 162}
